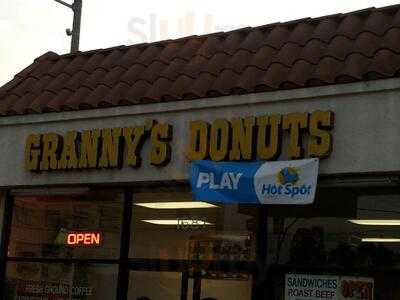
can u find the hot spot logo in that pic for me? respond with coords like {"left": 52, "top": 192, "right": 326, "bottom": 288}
{"left": 277, "top": 166, "right": 299, "bottom": 185}
{"left": 254, "top": 160, "right": 318, "bottom": 204}
{"left": 259, "top": 166, "right": 312, "bottom": 199}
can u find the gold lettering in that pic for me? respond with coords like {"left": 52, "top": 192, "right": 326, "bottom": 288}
{"left": 123, "top": 126, "right": 147, "bottom": 167}
{"left": 40, "top": 133, "right": 61, "bottom": 171}
{"left": 308, "top": 110, "right": 334, "bottom": 158}
{"left": 229, "top": 116, "right": 255, "bottom": 160}
{"left": 99, "top": 128, "right": 122, "bottom": 168}
{"left": 79, "top": 129, "right": 101, "bottom": 169}
{"left": 187, "top": 121, "right": 210, "bottom": 161}
{"left": 150, "top": 123, "right": 173, "bottom": 166}
{"left": 58, "top": 131, "right": 79, "bottom": 170}
{"left": 282, "top": 113, "right": 309, "bottom": 159}
{"left": 25, "top": 134, "right": 41, "bottom": 171}
{"left": 210, "top": 118, "right": 230, "bottom": 161}
{"left": 256, "top": 114, "right": 282, "bottom": 160}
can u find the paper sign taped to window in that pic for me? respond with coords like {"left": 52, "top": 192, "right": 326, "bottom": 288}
{"left": 285, "top": 274, "right": 374, "bottom": 300}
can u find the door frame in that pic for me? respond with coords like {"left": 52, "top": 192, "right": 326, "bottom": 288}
{"left": 128, "top": 258, "right": 257, "bottom": 300}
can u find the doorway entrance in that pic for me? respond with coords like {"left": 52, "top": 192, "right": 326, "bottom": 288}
{"left": 127, "top": 191, "right": 260, "bottom": 300}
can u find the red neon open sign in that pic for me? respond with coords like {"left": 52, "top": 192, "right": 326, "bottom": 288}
{"left": 66, "top": 231, "right": 102, "bottom": 247}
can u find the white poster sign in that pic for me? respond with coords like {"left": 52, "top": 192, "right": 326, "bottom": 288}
{"left": 254, "top": 158, "right": 319, "bottom": 205}
{"left": 285, "top": 274, "right": 339, "bottom": 300}
{"left": 285, "top": 274, "right": 374, "bottom": 300}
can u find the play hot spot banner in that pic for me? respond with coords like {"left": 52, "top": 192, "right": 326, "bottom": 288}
{"left": 190, "top": 158, "right": 318, "bottom": 204}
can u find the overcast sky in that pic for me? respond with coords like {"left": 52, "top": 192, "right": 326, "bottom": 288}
{"left": 0, "top": 0, "right": 399, "bottom": 85}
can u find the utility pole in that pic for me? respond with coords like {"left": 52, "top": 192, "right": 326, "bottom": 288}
{"left": 53, "top": 0, "right": 82, "bottom": 53}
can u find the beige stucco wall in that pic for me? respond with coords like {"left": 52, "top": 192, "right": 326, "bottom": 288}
{"left": 0, "top": 78, "right": 399, "bottom": 187}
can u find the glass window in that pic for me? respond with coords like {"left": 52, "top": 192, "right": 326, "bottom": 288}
{"left": 8, "top": 190, "right": 123, "bottom": 259}
{"left": 128, "top": 271, "right": 182, "bottom": 300}
{"left": 5, "top": 262, "right": 118, "bottom": 300}
{"left": 266, "top": 189, "right": 400, "bottom": 300}
{"left": 130, "top": 191, "right": 257, "bottom": 261}
{"left": 196, "top": 275, "right": 253, "bottom": 300}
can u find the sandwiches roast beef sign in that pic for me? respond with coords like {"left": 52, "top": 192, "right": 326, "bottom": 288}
{"left": 24, "top": 110, "right": 334, "bottom": 172}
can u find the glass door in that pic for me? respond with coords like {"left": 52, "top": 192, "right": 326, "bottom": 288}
{"left": 127, "top": 191, "right": 257, "bottom": 300}
{"left": 188, "top": 267, "right": 253, "bottom": 300}
{"left": 127, "top": 264, "right": 253, "bottom": 300}
{"left": 128, "top": 270, "right": 185, "bottom": 300}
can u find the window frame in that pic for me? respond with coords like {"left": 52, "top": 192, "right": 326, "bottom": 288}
{"left": 0, "top": 185, "right": 272, "bottom": 300}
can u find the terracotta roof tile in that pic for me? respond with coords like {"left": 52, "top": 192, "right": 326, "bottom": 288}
{"left": 197, "top": 36, "right": 222, "bottom": 58}
{"left": 167, "top": 75, "right": 193, "bottom": 98}
{"left": 237, "top": 66, "right": 267, "bottom": 92}
{"left": 82, "top": 68, "right": 108, "bottom": 90}
{"left": 264, "top": 26, "right": 291, "bottom": 49}
{"left": 43, "top": 89, "right": 74, "bottom": 112}
{"left": 183, "top": 73, "right": 216, "bottom": 99}
{"left": 225, "top": 49, "right": 253, "bottom": 73}
{"left": 287, "top": 22, "right": 315, "bottom": 45}
{"left": 0, "top": 94, "right": 20, "bottom": 115}
{"left": 209, "top": 69, "right": 241, "bottom": 95}
{"left": 250, "top": 46, "right": 278, "bottom": 68}
{"left": 382, "top": 27, "right": 400, "bottom": 51}
{"left": 298, "top": 39, "right": 326, "bottom": 64}
{"left": 287, "top": 60, "right": 316, "bottom": 85}
{"left": 83, "top": 85, "right": 112, "bottom": 108}
{"left": 12, "top": 77, "right": 40, "bottom": 97}
{"left": 159, "top": 58, "right": 187, "bottom": 80}
{"left": 64, "top": 70, "right": 90, "bottom": 91}
{"left": 62, "top": 55, "right": 88, "bottom": 76}
{"left": 352, "top": 32, "right": 381, "bottom": 57}
{"left": 264, "top": 63, "right": 291, "bottom": 88}
{"left": 336, "top": 53, "right": 369, "bottom": 83}
{"left": 363, "top": 10, "right": 392, "bottom": 35}
{"left": 62, "top": 86, "right": 92, "bottom": 110}
{"left": 200, "top": 52, "right": 230, "bottom": 75}
{"left": 181, "top": 55, "right": 209, "bottom": 78}
{"left": 219, "top": 31, "right": 246, "bottom": 55}
{"left": 27, "top": 90, "right": 57, "bottom": 114}
{"left": 46, "top": 73, "right": 71, "bottom": 93}
{"left": 125, "top": 80, "right": 152, "bottom": 104}
{"left": 3, "top": 4, "right": 400, "bottom": 116}
{"left": 239, "top": 29, "right": 267, "bottom": 52}
{"left": 120, "top": 64, "right": 148, "bottom": 85}
{"left": 310, "top": 18, "right": 340, "bottom": 42}
{"left": 367, "top": 49, "right": 400, "bottom": 77}
{"left": 325, "top": 36, "right": 353, "bottom": 60}
{"left": 336, "top": 14, "right": 365, "bottom": 39}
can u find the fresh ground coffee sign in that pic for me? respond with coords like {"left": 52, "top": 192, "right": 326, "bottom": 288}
{"left": 24, "top": 110, "right": 334, "bottom": 172}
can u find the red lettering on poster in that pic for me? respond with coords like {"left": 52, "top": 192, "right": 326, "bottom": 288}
{"left": 341, "top": 280, "right": 373, "bottom": 300}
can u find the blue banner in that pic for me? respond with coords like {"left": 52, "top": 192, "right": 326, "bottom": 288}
{"left": 190, "top": 159, "right": 319, "bottom": 205}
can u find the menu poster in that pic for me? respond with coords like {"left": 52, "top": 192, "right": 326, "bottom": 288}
{"left": 340, "top": 277, "right": 373, "bottom": 300}
{"left": 285, "top": 274, "right": 374, "bottom": 300}
{"left": 285, "top": 274, "right": 339, "bottom": 300}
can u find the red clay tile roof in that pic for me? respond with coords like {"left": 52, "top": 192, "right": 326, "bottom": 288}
{"left": 2, "top": 4, "right": 400, "bottom": 115}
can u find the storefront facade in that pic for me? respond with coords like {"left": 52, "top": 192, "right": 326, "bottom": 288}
{"left": 1, "top": 4, "right": 400, "bottom": 300}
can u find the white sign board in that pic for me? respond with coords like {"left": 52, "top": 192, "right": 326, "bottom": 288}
{"left": 285, "top": 274, "right": 339, "bottom": 300}
{"left": 285, "top": 274, "right": 374, "bottom": 300}
{"left": 254, "top": 158, "right": 319, "bottom": 205}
